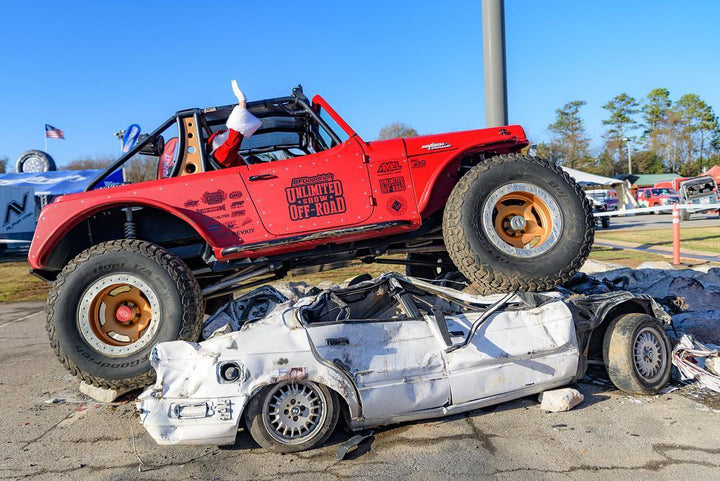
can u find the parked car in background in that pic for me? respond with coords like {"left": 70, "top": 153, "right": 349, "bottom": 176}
{"left": 585, "top": 189, "right": 618, "bottom": 212}
{"left": 676, "top": 175, "right": 720, "bottom": 220}
{"left": 635, "top": 187, "right": 680, "bottom": 214}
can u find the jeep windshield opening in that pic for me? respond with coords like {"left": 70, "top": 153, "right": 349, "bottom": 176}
{"left": 85, "top": 86, "right": 346, "bottom": 191}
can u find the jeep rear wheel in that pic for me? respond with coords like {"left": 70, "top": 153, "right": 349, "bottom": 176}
{"left": 443, "top": 154, "right": 594, "bottom": 292}
{"left": 47, "top": 240, "right": 203, "bottom": 390}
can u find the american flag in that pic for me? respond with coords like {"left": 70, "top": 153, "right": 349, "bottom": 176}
{"left": 45, "top": 124, "right": 65, "bottom": 139}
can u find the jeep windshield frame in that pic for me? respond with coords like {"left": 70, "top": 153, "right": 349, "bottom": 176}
{"left": 85, "top": 86, "right": 344, "bottom": 191}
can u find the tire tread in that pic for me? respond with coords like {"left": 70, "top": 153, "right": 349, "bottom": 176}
{"left": 46, "top": 239, "right": 202, "bottom": 390}
{"left": 442, "top": 153, "right": 594, "bottom": 292}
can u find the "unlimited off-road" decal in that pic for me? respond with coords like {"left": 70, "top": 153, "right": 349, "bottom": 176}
{"left": 285, "top": 173, "right": 347, "bottom": 221}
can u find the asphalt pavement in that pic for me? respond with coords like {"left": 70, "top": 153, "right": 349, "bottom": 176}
{"left": 601, "top": 211, "right": 719, "bottom": 231}
{"left": 1, "top": 302, "right": 720, "bottom": 480}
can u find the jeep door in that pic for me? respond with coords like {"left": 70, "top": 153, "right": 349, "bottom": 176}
{"left": 239, "top": 138, "right": 374, "bottom": 236}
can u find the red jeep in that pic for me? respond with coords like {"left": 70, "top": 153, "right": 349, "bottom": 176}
{"left": 30, "top": 86, "right": 593, "bottom": 389}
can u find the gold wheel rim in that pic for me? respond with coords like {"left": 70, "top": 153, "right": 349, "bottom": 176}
{"left": 88, "top": 284, "right": 153, "bottom": 346}
{"left": 493, "top": 191, "right": 554, "bottom": 249}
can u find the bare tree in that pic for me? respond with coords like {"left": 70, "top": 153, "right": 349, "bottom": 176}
{"left": 378, "top": 122, "right": 418, "bottom": 140}
{"left": 123, "top": 156, "right": 158, "bottom": 183}
{"left": 65, "top": 156, "right": 115, "bottom": 170}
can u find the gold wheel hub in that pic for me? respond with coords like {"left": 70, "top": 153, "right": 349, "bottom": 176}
{"left": 493, "top": 191, "right": 554, "bottom": 249}
{"left": 89, "top": 284, "right": 153, "bottom": 346}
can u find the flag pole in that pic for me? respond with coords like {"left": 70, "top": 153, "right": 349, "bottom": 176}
{"left": 44, "top": 125, "right": 48, "bottom": 152}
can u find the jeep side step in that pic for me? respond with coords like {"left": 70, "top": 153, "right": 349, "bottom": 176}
{"left": 221, "top": 221, "right": 412, "bottom": 257}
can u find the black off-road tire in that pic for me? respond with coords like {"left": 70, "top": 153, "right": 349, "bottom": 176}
{"left": 46, "top": 240, "right": 203, "bottom": 390}
{"left": 16, "top": 150, "right": 56, "bottom": 173}
{"left": 603, "top": 313, "right": 672, "bottom": 395}
{"left": 245, "top": 381, "right": 339, "bottom": 453}
{"left": 442, "top": 154, "right": 594, "bottom": 293}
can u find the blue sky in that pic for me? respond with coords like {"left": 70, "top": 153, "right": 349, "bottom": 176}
{"left": 1, "top": 0, "right": 719, "bottom": 167}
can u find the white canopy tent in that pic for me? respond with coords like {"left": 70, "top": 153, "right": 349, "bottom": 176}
{"left": 561, "top": 166, "right": 636, "bottom": 210}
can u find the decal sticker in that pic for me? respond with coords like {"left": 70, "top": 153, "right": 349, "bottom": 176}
{"left": 231, "top": 209, "right": 246, "bottom": 217}
{"left": 285, "top": 173, "right": 347, "bottom": 221}
{"left": 202, "top": 190, "right": 227, "bottom": 205}
{"left": 379, "top": 176, "right": 407, "bottom": 194}
{"left": 215, "top": 213, "right": 230, "bottom": 219}
{"left": 421, "top": 142, "right": 452, "bottom": 150}
{"left": 196, "top": 205, "right": 226, "bottom": 214}
{"left": 4, "top": 192, "right": 31, "bottom": 228}
{"left": 236, "top": 227, "right": 255, "bottom": 235}
{"left": 229, "top": 191, "right": 243, "bottom": 199}
{"left": 241, "top": 218, "right": 253, "bottom": 226}
{"left": 225, "top": 221, "right": 237, "bottom": 229}
{"left": 377, "top": 161, "right": 402, "bottom": 175}
{"left": 231, "top": 200, "right": 245, "bottom": 209}
{"left": 183, "top": 199, "right": 199, "bottom": 208}
{"left": 386, "top": 196, "right": 407, "bottom": 216}
{"left": 411, "top": 158, "right": 426, "bottom": 168}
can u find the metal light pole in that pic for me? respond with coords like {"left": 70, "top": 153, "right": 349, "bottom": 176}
{"left": 481, "top": 0, "right": 508, "bottom": 127}
{"left": 622, "top": 137, "right": 632, "bottom": 175}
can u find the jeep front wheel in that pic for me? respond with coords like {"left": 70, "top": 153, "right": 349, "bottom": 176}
{"left": 443, "top": 153, "right": 594, "bottom": 292}
{"left": 47, "top": 240, "right": 203, "bottom": 390}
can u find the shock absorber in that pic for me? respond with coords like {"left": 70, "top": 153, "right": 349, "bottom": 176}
{"left": 123, "top": 207, "right": 137, "bottom": 239}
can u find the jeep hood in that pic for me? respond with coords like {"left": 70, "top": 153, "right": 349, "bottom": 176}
{"left": 401, "top": 125, "right": 528, "bottom": 157}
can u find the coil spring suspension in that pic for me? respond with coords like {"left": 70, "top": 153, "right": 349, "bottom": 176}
{"left": 123, "top": 207, "right": 137, "bottom": 239}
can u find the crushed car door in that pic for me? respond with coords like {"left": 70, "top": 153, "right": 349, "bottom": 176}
{"left": 239, "top": 138, "right": 374, "bottom": 236}
{"left": 307, "top": 319, "right": 451, "bottom": 419}
{"left": 443, "top": 302, "right": 580, "bottom": 405}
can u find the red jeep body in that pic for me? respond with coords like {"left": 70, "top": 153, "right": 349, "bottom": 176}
{"left": 35, "top": 87, "right": 600, "bottom": 391}
{"left": 29, "top": 92, "right": 527, "bottom": 283}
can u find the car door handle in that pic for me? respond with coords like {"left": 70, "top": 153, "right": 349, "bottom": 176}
{"left": 248, "top": 174, "right": 277, "bottom": 181}
{"left": 326, "top": 337, "right": 349, "bottom": 346}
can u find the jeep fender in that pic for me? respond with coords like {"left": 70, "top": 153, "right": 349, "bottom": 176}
{"left": 29, "top": 196, "right": 214, "bottom": 270}
{"left": 413, "top": 134, "right": 528, "bottom": 218}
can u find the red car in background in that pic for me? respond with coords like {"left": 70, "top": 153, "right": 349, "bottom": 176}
{"left": 635, "top": 187, "right": 680, "bottom": 213}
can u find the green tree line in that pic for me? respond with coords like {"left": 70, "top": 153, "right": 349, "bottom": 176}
{"left": 537, "top": 88, "right": 720, "bottom": 177}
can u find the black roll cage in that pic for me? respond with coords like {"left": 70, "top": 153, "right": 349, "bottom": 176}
{"left": 85, "top": 85, "right": 343, "bottom": 192}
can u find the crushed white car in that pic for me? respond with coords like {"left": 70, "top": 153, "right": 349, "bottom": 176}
{"left": 137, "top": 273, "right": 672, "bottom": 453}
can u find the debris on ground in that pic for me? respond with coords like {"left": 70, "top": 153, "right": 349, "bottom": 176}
{"left": 538, "top": 388, "right": 584, "bottom": 412}
{"left": 79, "top": 381, "right": 133, "bottom": 403}
{"left": 43, "top": 398, "right": 66, "bottom": 404}
{"left": 672, "top": 334, "right": 720, "bottom": 393}
{"left": 336, "top": 431, "right": 374, "bottom": 460}
{"left": 707, "top": 357, "right": 720, "bottom": 377}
